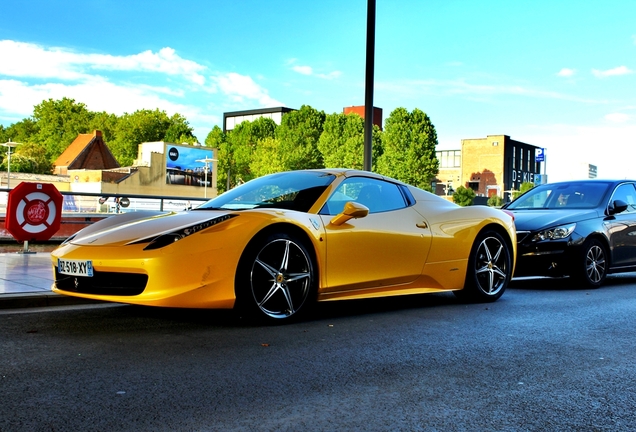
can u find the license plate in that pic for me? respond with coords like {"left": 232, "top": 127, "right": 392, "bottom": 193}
{"left": 58, "top": 259, "right": 94, "bottom": 277}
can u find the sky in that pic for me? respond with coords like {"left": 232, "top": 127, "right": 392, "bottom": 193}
{"left": 1, "top": 0, "right": 635, "bottom": 182}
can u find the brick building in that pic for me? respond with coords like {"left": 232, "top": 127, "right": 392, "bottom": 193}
{"left": 436, "top": 135, "right": 543, "bottom": 202}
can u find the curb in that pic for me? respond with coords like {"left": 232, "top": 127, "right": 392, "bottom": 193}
{"left": 0, "top": 292, "right": 104, "bottom": 309}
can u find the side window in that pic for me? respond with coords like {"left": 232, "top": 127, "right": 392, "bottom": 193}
{"left": 611, "top": 183, "right": 636, "bottom": 213}
{"left": 321, "top": 177, "right": 407, "bottom": 215}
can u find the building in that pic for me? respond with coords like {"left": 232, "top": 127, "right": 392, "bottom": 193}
{"left": 436, "top": 135, "right": 543, "bottom": 202}
{"left": 223, "top": 107, "right": 296, "bottom": 133}
{"left": 343, "top": 106, "right": 383, "bottom": 130}
{"left": 53, "top": 130, "right": 119, "bottom": 175}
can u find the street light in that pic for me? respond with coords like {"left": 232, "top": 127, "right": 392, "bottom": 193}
{"left": 1, "top": 140, "right": 21, "bottom": 189}
{"left": 195, "top": 157, "right": 217, "bottom": 198}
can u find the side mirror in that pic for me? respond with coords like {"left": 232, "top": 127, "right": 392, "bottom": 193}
{"left": 330, "top": 201, "right": 369, "bottom": 226}
{"left": 608, "top": 199, "right": 628, "bottom": 215}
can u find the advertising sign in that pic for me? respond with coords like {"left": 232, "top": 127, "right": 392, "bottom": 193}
{"left": 165, "top": 145, "right": 215, "bottom": 187}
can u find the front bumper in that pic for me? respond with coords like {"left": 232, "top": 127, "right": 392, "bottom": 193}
{"left": 513, "top": 231, "right": 585, "bottom": 278}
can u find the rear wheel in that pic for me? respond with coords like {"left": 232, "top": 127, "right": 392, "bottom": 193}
{"left": 454, "top": 230, "right": 511, "bottom": 302}
{"left": 572, "top": 238, "right": 607, "bottom": 288}
{"left": 235, "top": 231, "right": 316, "bottom": 323}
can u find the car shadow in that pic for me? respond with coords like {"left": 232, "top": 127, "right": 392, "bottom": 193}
{"left": 509, "top": 272, "right": 636, "bottom": 291}
{"left": 111, "top": 291, "right": 465, "bottom": 327}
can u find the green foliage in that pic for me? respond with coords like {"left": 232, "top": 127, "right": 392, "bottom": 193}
{"left": 109, "top": 109, "right": 180, "bottom": 166}
{"left": 274, "top": 105, "right": 326, "bottom": 171}
{"left": 376, "top": 108, "right": 439, "bottom": 191}
{"left": 33, "top": 98, "right": 94, "bottom": 161}
{"left": 317, "top": 112, "right": 382, "bottom": 170}
{"left": 453, "top": 186, "right": 476, "bottom": 206}
{"left": 487, "top": 194, "right": 505, "bottom": 207}
{"left": 164, "top": 113, "right": 196, "bottom": 144}
{"left": 222, "top": 117, "right": 277, "bottom": 189}
{"left": 0, "top": 141, "right": 52, "bottom": 174}
{"left": 513, "top": 181, "right": 535, "bottom": 200}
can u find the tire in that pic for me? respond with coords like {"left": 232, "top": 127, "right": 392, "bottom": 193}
{"left": 572, "top": 238, "right": 608, "bottom": 288}
{"left": 235, "top": 231, "right": 317, "bottom": 323}
{"left": 454, "top": 230, "right": 511, "bottom": 302}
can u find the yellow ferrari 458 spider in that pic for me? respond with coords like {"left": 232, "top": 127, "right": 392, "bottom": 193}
{"left": 52, "top": 169, "right": 516, "bottom": 322}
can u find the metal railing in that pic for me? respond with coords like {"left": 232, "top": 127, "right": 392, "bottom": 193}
{"left": 0, "top": 189, "right": 210, "bottom": 216}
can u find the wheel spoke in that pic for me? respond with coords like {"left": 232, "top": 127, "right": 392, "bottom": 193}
{"left": 258, "top": 282, "right": 280, "bottom": 307}
{"left": 255, "top": 258, "right": 278, "bottom": 278}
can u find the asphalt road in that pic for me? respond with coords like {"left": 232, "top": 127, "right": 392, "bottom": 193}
{"left": 2, "top": 275, "right": 636, "bottom": 431}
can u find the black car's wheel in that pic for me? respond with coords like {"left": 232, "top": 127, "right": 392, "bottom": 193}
{"left": 236, "top": 231, "right": 316, "bottom": 322}
{"left": 454, "top": 230, "right": 511, "bottom": 302}
{"left": 572, "top": 238, "right": 608, "bottom": 288}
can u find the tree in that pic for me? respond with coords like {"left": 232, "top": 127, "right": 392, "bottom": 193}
{"left": 487, "top": 194, "right": 504, "bottom": 207}
{"left": 0, "top": 118, "right": 39, "bottom": 144}
{"left": 204, "top": 126, "right": 228, "bottom": 192}
{"left": 376, "top": 108, "right": 439, "bottom": 191}
{"left": 317, "top": 112, "right": 382, "bottom": 170}
{"left": 453, "top": 186, "right": 476, "bottom": 206}
{"left": 0, "top": 141, "right": 52, "bottom": 174}
{"left": 33, "top": 98, "right": 94, "bottom": 161}
{"left": 108, "top": 109, "right": 174, "bottom": 166}
{"left": 164, "top": 113, "right": 197, "bottom": 144}
{"left": 250, "top": 136, "right": 286, "bottom": 178}
{"left": 222, "top": 117, "right": 277, "bottom": 189}
{"left": 274, "top": 105, "right": 326, "bottom": 171}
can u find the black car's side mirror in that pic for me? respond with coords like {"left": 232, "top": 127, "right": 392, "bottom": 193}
{"left": 608, "top": 199, "right": 629, "bottom": 215}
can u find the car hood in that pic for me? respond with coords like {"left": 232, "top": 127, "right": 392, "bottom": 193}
{"left": 510, "top": 209, "right": 601, "bottom": 231}
{"left": 68, "top": 210, "right": 234, "bottom": 246}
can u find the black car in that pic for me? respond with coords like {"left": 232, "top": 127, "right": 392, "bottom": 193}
{"left": 504, "top": 180, "right": 636, "bottom": 287}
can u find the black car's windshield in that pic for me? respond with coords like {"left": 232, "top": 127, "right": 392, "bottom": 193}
{"left": 196, "top": 171, "right": 336, "bottom": 212}
{"left": 506, "top": 182, "right": 611, "bottom": 210}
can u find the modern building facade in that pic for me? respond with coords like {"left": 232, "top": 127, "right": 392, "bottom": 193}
{"left": 223, "top": 107, "right": 296, "bottom": 133}
{"left": 436, "top": 135, "right": 543, "bottom": 201}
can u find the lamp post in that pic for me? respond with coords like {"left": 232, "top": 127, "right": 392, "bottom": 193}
{"left": 196, "top": 157, "right": 217, "bottom": 198}
{"left": 1, "top": 140, "right": 21, "bottom": 189}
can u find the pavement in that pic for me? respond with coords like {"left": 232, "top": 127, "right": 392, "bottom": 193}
{"left": 0, "top": 251, "right": 101, "bottom": 309}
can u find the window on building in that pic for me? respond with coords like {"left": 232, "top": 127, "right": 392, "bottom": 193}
{"left": 436, "top": 150, "right": 461, "bottom": 168}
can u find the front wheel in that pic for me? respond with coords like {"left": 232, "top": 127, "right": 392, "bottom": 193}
{"left": 454, "top": 230, "right": 512, "bottom": 302}
{"left": 235, "top": 231, "right": 317, "bottom": 323}
{"left": 572, "top": 238, "right": 608, "bottom": 288}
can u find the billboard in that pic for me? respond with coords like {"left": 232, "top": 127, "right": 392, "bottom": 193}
{"left": 165, "top": 145, "right": 215, "bottom": 187}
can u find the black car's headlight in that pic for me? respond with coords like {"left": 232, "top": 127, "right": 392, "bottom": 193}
{"left": 532, "top": 223, "right": 576, "bottom": 242}
{"left": 130, "top": 214, "right": 236, "bottom": 250}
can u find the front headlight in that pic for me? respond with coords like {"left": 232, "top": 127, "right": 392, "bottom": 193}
{"left": 532, "top": 223, "right": 576, "bottom": 242}
{"left": 127, "top": 214, "right": 236, "bottom": 250}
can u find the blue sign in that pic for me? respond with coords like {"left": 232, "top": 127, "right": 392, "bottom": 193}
{"left": 535, "top": 148, "right": 545, "bottom": 162}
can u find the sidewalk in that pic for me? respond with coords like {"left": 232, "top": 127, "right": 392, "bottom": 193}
{"left": 0, "top": 252, "right": 100, "bottom": 309}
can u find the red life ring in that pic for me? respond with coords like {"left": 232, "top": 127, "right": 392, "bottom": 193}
{"left": 6, "top": 182, "right": 63, "bottom": 242}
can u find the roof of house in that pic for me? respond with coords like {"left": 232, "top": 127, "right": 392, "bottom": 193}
{"left": 53, "top": 130, "right": 120, "bottom": 170}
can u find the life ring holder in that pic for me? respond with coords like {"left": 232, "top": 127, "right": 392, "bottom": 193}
{"left": 6, "top": 182, "right": 63, "bottom": 252}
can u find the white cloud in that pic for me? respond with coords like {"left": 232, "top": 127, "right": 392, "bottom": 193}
{"left": 604, "top": 112, "right": 631, "bottom": 123}
{"left": 288, "top": 59, "right": 342, "bottom": 80}
{"left": 557, "top": 68, "right": 575, "bottom": 77}
{"left": 0, "top": 40, "right": 289, "bottom": 141}
{"left": 0, "top": 40, "right": 207, "bottom": 85}
{"left": 292, "top": 65, "right": 313, "bottom": 75}
{"left": 592, "top": 66, "right": 633, "bottom": 78}
{"left": 212, "top": 72, "right": 283, "bottom": 107}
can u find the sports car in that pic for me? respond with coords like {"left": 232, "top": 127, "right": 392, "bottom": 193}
{"left": 52, "top": 169, "right": 516, "bottom": 322}
{"left": 504, "top": 179, "right": 636, "bottom": 287}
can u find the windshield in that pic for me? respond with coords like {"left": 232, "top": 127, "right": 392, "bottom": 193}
{"left": 196, "top": 171, "right": 336, "bottom": 212}
{"left": 506, "top": 182, "right": 611, "bottom": 210}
